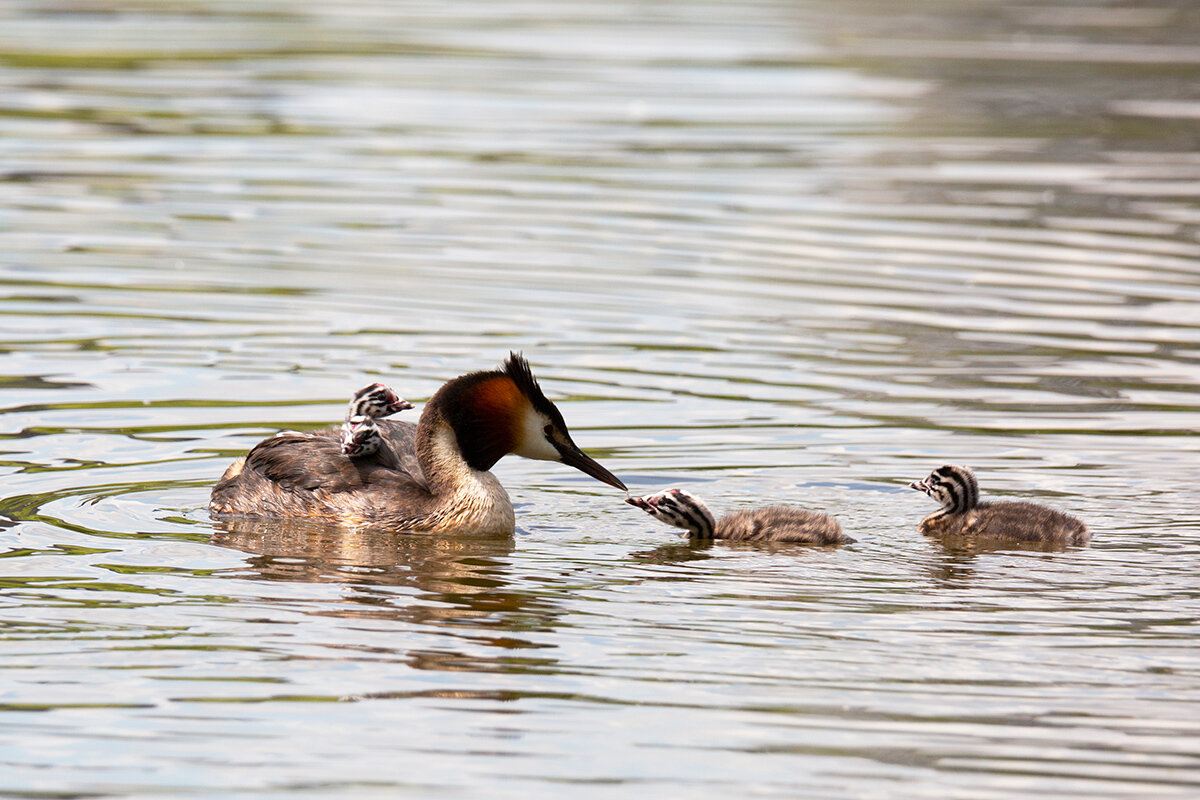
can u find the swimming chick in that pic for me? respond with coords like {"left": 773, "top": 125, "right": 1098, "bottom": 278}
{"left": 210, "top": 353, "right": 626, "bottom": 534}
{"left": 625, "top": 488, "right": 852, "bottom": 544}
{"left": 909, "top": 464, "right": 1089, "bottom": 545}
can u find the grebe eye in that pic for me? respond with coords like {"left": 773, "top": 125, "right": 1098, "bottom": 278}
{"left": 543, "top": 423, "right": 554, "bottom": 438}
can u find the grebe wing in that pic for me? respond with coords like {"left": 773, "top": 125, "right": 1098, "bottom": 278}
{"left": 242, "top": 429, "right": 429, "bottom": 495}
{"left": 372, "top": 419, "right": 426, "bottom": 481}
{"left": 242, "top": 431, "right": 356, "bottom": 492}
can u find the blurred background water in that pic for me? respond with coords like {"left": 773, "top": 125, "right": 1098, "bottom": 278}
{"left": 2, "top": 0, "right": 1199, "bottom": 797}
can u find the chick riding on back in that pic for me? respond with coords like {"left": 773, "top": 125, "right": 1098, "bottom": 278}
{"left": 210, "top": 353, "right": 626, "bottom": 535}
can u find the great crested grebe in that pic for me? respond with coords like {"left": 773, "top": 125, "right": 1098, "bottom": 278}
{"left": 247, "top": 381, "right": 413, "bottom": 463}
{"left": 347, "top": 382, "right": 414, "bottom": 420}
{"left": 339, "top": 414, "right": 401, "bottom": 469}
{"left": 909, "top": 464, "right": 1090, "bottom": 545}
{"left": 341, "top": 415, "right": 382, "bottom": 456}
{"left": 210, "top": 353, "right": 626, "bottom": 534}
{"left": 338, "top": 383, "right": 412, "bottom": 466}
{"left": 626, "top": 488, "right": 852, "bottom": 544}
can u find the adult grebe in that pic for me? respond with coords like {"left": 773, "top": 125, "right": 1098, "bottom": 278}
{"left": 625, "top": 488, "right": 851, "bottom": 544}
{"left": 210, "top": 353, "right": 626, "bottom": 534}
{"left": 909, "top": 464, "right": 1089, "bottom": 545}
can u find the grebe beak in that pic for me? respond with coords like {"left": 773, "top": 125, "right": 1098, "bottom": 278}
{"left": 559, "top": 444, "right": 627, "bottom": 491}
{"left": 909, "top": 478, "right": 931, "bottom": 495}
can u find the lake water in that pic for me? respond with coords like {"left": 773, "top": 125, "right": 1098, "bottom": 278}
{"left": 2, "top": 0, "right": 1199, "bottom": 797}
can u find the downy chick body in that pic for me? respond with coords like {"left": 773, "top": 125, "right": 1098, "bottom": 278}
{"left": 909, "top": 464, "right": 1089, "bottom": 545}
{"left": 626, "top": 488, "right": 851, "bottom": 544}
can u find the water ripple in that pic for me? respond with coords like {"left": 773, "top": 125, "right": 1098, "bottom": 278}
{"left": 2, "top": 0, "right": 1200, "bottom": 797}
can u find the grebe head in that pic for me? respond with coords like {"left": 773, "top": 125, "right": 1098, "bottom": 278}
{"left": 340, "top": 415, "right": 382, "bottom": 457}
{"left": 625, "top": 488, "right": 715, "bottom": 536}
{"left": 433, "top": 353, "right": 626, "bottom": 490}
{"left": 909, "top": 464, "right": 979, "bottom": 514}
{"left": 348, "top": 383, "right": 413, "bottom": 419}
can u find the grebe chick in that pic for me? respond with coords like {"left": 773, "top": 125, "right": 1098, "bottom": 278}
{"left": 340, "top": 415, "right": 391, "bottom": 460}
{"left": 625, "top": 489, "right": 852, "bottom": 544}
{"left": 347, "top": 383, "right": 413, "bottom": 420}
{"left": 909, "top": 464, "right": 1089, "bottom": 545}
{"left": 210, "top": 353, "right": 626, "bottom": 535}
{"left": 339, "top": 383, "right": 412, "bottom": 467}
{"left": 229, "top": 383, "right": 413, "bottom": 474}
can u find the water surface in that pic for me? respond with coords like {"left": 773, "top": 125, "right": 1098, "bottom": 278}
{"left": 2, "top": 1, "right": 1199, "bottom": 797}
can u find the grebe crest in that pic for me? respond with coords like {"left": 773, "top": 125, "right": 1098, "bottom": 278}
{"left": 432, "top": 353, "right": 625, "bottom": 487}
{"left": 626, "top": 488, "right": 851, "bottom": 544}
{"left": 909, "top": 464, "right": 1089, "bottom": 545}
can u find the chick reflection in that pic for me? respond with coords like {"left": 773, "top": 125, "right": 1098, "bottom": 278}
{"left": 210, "top": 516, "right": 548, "bottom": 628}
{"left": 924, "top": 534, "right": 1070, "bottom": 588}
{"left": 628, "top": 537, "right": 717, "bottom": 566}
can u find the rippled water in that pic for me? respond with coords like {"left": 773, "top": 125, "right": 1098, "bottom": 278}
{"left": 2, "top": 0, "right": 1199, "bottom": 796}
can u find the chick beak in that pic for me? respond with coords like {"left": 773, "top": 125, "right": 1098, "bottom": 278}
{"left": 559, "top": 444, "right": 627, "bottom": 491}
{"left": 625, "top": 496, "right": 652, "bottom": 510}
{"left": 909, "top": 478, "right": 931, "bottom": 495}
